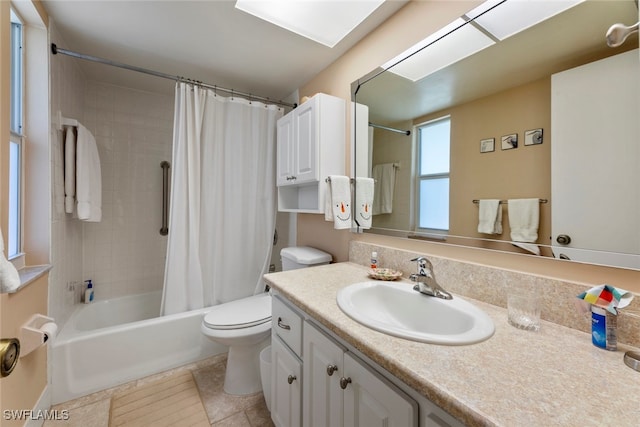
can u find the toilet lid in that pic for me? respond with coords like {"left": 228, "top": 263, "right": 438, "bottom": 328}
{"left": 203, "top": 293, "right": 271, "bottom": 330}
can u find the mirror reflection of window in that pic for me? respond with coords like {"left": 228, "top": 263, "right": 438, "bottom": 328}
{"left": 416, "top": 116, "right": 450, "bottom": 234}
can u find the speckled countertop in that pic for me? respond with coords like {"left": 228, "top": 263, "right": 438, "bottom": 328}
{"left": 264, "top": 262, "right": 640, "bottom": 427}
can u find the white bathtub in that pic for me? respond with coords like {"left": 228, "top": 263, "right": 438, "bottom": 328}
{"left": 51, "top": 291, "right": 225, "bottom": 404}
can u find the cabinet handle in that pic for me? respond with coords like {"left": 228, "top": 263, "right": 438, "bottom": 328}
{"left": 277, "top": 317, "right": 291, "bottom": 330}
{"left": 286, "top": 175, "right": 297, "bottom": 181}
{"left": 339, "top": 377, "right": 352, "bottom": 390}
{"left": 326, "top": 364, "right": 338, "bottom": 376}
{"left": 287, "top": 374, "right": 297, "bottom": 384}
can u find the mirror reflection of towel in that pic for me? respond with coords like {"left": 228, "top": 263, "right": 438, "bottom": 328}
{"left": 353, "top": 177, "right": 374, "bottom": 229}
{"left": 372, "top": 164, "right": 396, "bottom": 215}
{"left": 508, "top": 198, "right": 539, "bottom": 242}
{"left": 477, "top": 199, "right": 502, "bottom": 234}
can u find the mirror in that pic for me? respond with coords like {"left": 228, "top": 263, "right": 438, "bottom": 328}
{"left": 352, "top": 0, "right": 639, "bottom": 270}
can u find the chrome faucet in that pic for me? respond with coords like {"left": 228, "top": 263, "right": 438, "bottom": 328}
{"left": 409, "top": 257, "right": 452, "bottom": 300}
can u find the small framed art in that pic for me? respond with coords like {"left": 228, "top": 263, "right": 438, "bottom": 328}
{"left": 501, "top": 133, "right": 518, "bottom": 150}
{"left": 480, "top": 138, "right": 495, "bottom": 153}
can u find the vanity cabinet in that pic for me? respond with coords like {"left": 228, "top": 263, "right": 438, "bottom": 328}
{"left": 276, "top": 93, "right": 345, "bottom": 213}
{"left": 304, "top": 321, "right": 418, "bottom": 427}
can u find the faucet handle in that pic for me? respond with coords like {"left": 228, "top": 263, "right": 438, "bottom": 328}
{"left": 410, "top": 256, "right": 431, "bottom": 275}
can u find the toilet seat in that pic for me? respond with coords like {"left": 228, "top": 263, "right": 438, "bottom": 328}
{"left": 203, "top": 293, "right": 271, "bottom": 330}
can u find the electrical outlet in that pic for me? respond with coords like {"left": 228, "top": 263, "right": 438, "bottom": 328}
{"left": 67, "top": 282, "right": 76, "bottom": 292}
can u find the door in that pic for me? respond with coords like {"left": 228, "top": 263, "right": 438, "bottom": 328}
{"left": 551, "top": 49, "right": 640, "bottom": 269}
{"left": 276, "top": 112, "right": 295, "bottom": 186}
{"left": 293, "top": 96, "right": 319, "bottom": 184}
{"left": 271, "top": 337, "right": 302, "bottom": 427}
{"left": 342, "top": 353, "right": 417, "bottom": 427}
{"left": 303, "top": 322, "right": 345, "bottom": 427}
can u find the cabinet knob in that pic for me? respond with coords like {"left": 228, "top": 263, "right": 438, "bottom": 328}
{"left": 287, "top": 374, "right": 297, "bottom": 385}
{"left": 339, "top": 377, "right": 352, "bottom": 390}
{"left": 326, "top": 364, "right": 338, "bottom": 376}
{"left": 556, "top": 234, "right": 571, "bottom": 245}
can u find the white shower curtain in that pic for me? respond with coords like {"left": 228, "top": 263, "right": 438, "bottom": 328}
{"left": 161, "top": 82, "right": 283, "bottom": 315}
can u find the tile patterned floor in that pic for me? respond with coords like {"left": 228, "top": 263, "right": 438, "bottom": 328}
{"left": 44, "top": 354, "right": 275, "bottom": 427}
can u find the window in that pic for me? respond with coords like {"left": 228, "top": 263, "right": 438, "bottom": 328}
{"left": 416, "top": 117, "right": 450, "bottom": 233}
{"left": 9, "top": 9, "right": 23, "bottom": 259}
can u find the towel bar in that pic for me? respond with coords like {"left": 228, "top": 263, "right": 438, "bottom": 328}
{"left": 160, "top": 161, "right": 170, "bottom": 236}
{"left": 472, "top": 199, "right": 547, "bottom": 205}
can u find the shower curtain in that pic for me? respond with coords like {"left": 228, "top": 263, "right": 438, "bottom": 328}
{"left": 161, "top": 82, "right": 283, "bottom": 315}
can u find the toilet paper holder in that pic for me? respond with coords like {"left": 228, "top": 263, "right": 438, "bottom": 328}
{"left": 19, "top": 314, "right": 57, "bottom": 358}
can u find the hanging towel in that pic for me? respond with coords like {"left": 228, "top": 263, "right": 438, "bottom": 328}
{"left": 64, "top": 126, "right": 76, "bottom": 214}
{"left": 477, "top": 199, "right": 502, "bottom": 235}
{"left": 353, "top": 177, "right": 374, "bottom": 229}
{"left": 512, "top": 242, "right": 541, "bottom": 256}
{"left": 508, "top": 198, "right": 539, "bottom": 242}
{"left": 75, "top": 124, "right": 102, "bottom": 222}
{"left": 0, "top": 227, "right": 20, "bottom": 293}
{"left": 324, "top": 175, "right": 351, "bottom": 230}
{"left": 372, "top": 163, "right": 396, "bottom": 215}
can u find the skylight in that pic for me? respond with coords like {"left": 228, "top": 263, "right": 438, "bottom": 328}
{"left": 382, "top": 0, "right": 585, "bottom": 82}
{"left": 235, "top": 0, "right": 385, "bottom": 48}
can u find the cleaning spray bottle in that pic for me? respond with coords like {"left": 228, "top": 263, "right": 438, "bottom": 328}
{"left": 84, "top": 280, "right": 94, "bottom": 304}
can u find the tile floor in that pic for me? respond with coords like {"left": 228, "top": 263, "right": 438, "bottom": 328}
{"left": 44, "top": 354, "right": 275, "bottom": 427}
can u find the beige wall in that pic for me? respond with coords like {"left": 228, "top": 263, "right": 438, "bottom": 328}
{"left": 298, "top": 0, "right": 483, "bottom": 262}
{"left": 297, "top": 0, "right": 640, "bottom": 292}
{"left": 0, "top": 1, "right": 50, "bottom": 422}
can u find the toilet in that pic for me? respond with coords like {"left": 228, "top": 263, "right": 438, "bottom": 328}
{"left": 201, "top": 246, "right": 331, "bottom": 396}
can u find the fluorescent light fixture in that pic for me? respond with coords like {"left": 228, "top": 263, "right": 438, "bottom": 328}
{"left": 235, "top": 0, "right": 385, "bottom": 48}
{"left": 382, "top": 19, "right": 495, "bottom": 82}
{"left": 472, "top": 0, "right": 585, "bottom": 41}
{"left": 382, "top": 0, "right": 585, "bottom": 82}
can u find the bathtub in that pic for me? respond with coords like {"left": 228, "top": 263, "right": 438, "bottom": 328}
{"left": 51, "top": 291, "right": 225, "bottom": 404}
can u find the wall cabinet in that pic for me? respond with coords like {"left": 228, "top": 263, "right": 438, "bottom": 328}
{"left": 271, "top": 294, "right": 463, "bottom": 427}
{"left": 276, "top": 93, "right": 345, "bottom": 213}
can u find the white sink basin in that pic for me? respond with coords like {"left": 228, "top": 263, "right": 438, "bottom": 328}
{"left": 336, "top": 281, "right": 494, "bottom": 345}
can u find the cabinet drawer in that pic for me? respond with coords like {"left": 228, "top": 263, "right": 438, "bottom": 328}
{"left": 273, "top": 296, "right": 303, "bottom": 357}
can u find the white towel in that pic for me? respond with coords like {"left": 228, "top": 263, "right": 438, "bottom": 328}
{"left": 75, "top": 124, "right": 102, "bottom": 222}
{"left": 64, "top": 126, "right": 76, "bottom": 214}
{"left": 508, "top": 198, "right": 539, "bottom": 242}
{"left": 324, "top": 175, "right": 351, "bottom": 230}
{"left": 477, "top": 199, "right": 502, "bottom": 234}
{"left": 0, "top": 227, "right": 20, "bottom": 293}
{"left": 353, "top": 177, "right": 374, "bottom": 229}
{"left": 372, "top": 163, "right": 396, "bottom": 215}
{"left": 512, "top": 242, "right": 541, "bottom": 256}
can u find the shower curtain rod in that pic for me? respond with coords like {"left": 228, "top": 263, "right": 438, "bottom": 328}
{"left": 50, "top": 43, "right": 297, "bottom": 109}
{"left": 369, "top": 122, "right": 411, "bottom": 136}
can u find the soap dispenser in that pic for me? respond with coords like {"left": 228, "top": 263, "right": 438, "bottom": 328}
{"left": 84, "top": 280, "right": 94, "bottom": 304}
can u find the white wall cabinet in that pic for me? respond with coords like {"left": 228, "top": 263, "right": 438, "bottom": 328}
{"left": 277, "top": 93, "right": 345, "bottom": 213}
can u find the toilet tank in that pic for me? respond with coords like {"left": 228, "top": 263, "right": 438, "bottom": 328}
{"left": 280, "top": 246, "right": 332, "bottom": 271}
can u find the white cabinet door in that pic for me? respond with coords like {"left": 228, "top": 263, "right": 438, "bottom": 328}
{"left": 303, "top": 322, "right": 345, "bottom": 427}
{"left": 271, "top": 337, "right": 302, "bottom": 427}
{"left": 342, "top": 352, "right": 418, "bottom": 427}
{"left": 293, "top": 97, "right": 319, "bottom": 185}
{"left": 276, "top": 112, "right": 295, "bottom": 186}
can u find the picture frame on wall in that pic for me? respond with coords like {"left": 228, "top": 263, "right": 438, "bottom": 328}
{"left": 501, "top": 133, "right": 518, "bottom": 150}
{"left": 524, "top": 128, "right": 543, "bottom": 145}
{"left": 480, "top": 138, "right": 495, "bottom": 153}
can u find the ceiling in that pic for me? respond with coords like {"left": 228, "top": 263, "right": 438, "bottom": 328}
{"left": 42, "top": 0, "right": 408, "bottom": 101}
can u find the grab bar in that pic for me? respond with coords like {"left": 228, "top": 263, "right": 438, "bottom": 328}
{"left": 160, "top": 161, "right": 170, "bottom": 236}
